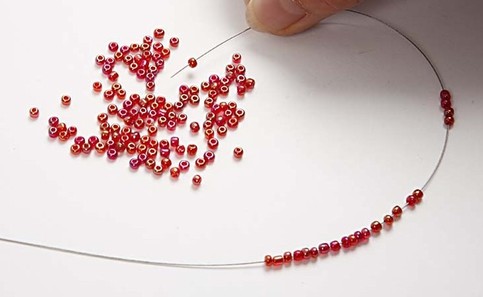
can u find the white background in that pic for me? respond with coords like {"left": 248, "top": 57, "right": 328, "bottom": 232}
{"left": 0, "top": 0, "right": 482, "bottom": 296}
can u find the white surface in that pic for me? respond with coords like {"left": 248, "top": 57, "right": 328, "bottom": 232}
{"left": 0, "top": 0, "right": 482, "bottom": 296}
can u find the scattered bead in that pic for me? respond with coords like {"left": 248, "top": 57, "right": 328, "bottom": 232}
{"left": 234, "top": 147, "right": 244, "bottom": 159}
{"left": 192, "top": 175, "right": 202, "bottom": 186}
{"left": 188, "top": 58, "right": 197, "bottom": 68}
{"left": 29, "top": 107, "right": 39, "bottom": 119}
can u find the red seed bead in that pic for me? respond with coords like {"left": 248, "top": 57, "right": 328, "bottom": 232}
{"left": 29, "top": 107, "right": 39, "bottom": 119}
{"left": 192, "top": 175, "right": 202, "bottom": 186}
{"left": 176, "top": 145, "right": 186, "bottom": 156}
{"left": 179, "top": 160, "right": 190, "bottom": 171}
{"left": 170, "top": 136, "right": 179, "bottom": 148}
{"left": 207, "top": 138, "right": 219, "bottom": 150}
{"left": 205, "top": 129, "right": 215, "bottom": 139}
{"left": 82, "top": 143, "right": 92, "bottom": 154}
{"left": 104, "top": 90, "right": 115, "bottom": 101}
{"left": 108, "top": 42, "right": 119, "bottom": 52}
{"left": 108, "top": 71, "right": 119, "bottom": 82}
{"left": 97, "top": 113, "right": 108, "bottom": 123}
{"left": 341, "top": 236, "right": 351, "bottom": 249}
{"left": 70, "top": 144, "right": 81, "bottom": 155}
{"left": 349, "top": 234, "right": 358, "bottom": 247}
{"left": 107, "top": 104, "right": 118, "bottom": 115}
{"left": 330, "top": 241, "right": 341, "bottom": 252}
{"left": 361, "top": 228, "right": 371, "bottom": 240}
{"left": 145, "top": 159, "right": 156, "bottom": 170}
{"left": 444, "top": 116, "right": 455, "bottom": 127}
{"left": 413, "top": 189, "right": 424, "bottom": 203}
{"left": 273, "top": 256, "right": 284, "bottom": 266}
{"left": 190, "top": 122, "right": 200, "bottom": 133}
{"left": 234, "top": 147, "right": 244, "bottom": 159}
{"left": 302, "top": 248, "right": 310, "bottom": 259}
{"left": 235, "top": 108, "right": 245, "bottom": 119}
{"left": 246, "top": 78, "right": 256, "bottom": 90}
{"left": 170, "top": 167, "right": 181, "bottom": 178}
{"left": 95, "top": 142, "right": 107, "bottom": 154}
{"left": 371, "top": 221, "right": 383, "bottom": 233}
{"left": 384, "top": 215, "right": 394, "bottom": 226}
{"left": 96, "top": 55, "right": 106, "bottom": 65}
{"left": 161, "top": 158, "right": 172, "bottom": 170}
{"left": 61, "top": 95, "right": 71, "bottom": 106}
{"left": 406, "top": 195, "right": 417, "bottom": 206}
{"left": 167, "top": 120, "right": 177, "bottom": 131}
{"left": 188, "top": 58, "right": 197, "bottom": 68}
{"left": 195, "top": 158, "right": 207, "bottom": 169}
{"left": 161, "top": 48, "right": 171, "bottom": 58}
{"left": 187, "top": 144, "right": 198, "bottom": 156}
{"left": 354, "top": 231, "right": 363, "bottom": 242}
{"left": 264, "top": 255, "right": 273, "bottom": 266}
{"left": 217, "top": 126, "right": 228, "bottom": 137}
{"left": 318, "top": 243, "right": 330, "bottom": 254}
{"left": 153, "top": 165, "right": 164, "bottom": 176}
{"left": 102, "top": 64, "right": 113, "bottom": 75}
{"left": 48, "top": 127, "right": 59, "bottom": 138}
{"left": 57, "top": 123, "right": 67, "bottom": 132}
{"left": 177, "top": 113, "right": 188, "bottom": 125}
{"left": 440, "top": 89, "right": 451, "bottom": 101}
{"left": 169, "top": 37, "right": 179, "bottom": 47}
{"left": 92, "top": 82, "right": 102, "bottom": 92}
{"left": 106, "top": 149, "right": 118, "bottom": 160}
{"left": 88, "top": 136, "right": 99, "bottom": 146}
{"left": 67, "top": 126, "right": 77, "bottom": 137}
{"left": 237, "top": 85, "right": 246, "bottom": 96}
{"left": 293, "top": 250, "right": 304, "bottom": 262}
{"left": 74, "top": 136, "right": 86, "bottom": 145}
{"left": 232, "top": 53, "right": 242, "bottom": 64}
{"left": 154, "top": 28, "right": 165, "bottom": 39}
{"left": 309, "top": 247, "right": 319, "bottom": 258}
{"left": 392, "top": 206, "right": 403, "bottom": 217}
{"left": 58, "top": 131, "right": 70, "bottom": 142}
{"left": 444, "top": 108, "right": 455, "bottom": 117}
{"left": 203, "top": 151, "right": 215, "bottom": 163}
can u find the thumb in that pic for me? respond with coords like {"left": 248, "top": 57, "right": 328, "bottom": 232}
{"left": 245, "top": 0, "right": 361, "bottom": 35}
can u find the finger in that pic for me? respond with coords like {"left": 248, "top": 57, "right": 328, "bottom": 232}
{"left": 245, "top": 0, "right": 361, "bottom": 35}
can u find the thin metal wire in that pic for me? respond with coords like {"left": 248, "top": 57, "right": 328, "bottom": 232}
{"left": 0, "top": 10, "right": 451, "bottom": 269}
{"left": 170, "top": 27, "right": 252, "bottom": 78}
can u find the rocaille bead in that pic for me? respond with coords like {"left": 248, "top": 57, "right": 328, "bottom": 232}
{"left": 160, "top": 158, "right": 171, "bottom": 170}
{"left": 70, "top": 144, "right": 81, "bottom": 155}
{"left": 81, "top": 143, "right": 92, "bottom": 154}
{"left": 205, "top": 129, "right": 215, "bottom": 139}
{"left": 264, "top": 255, "right": 273, "bottom": 266}
{"left": 281, "top": 252, "right": 292, "bottom": 263}
{"left": 67, "top": 126, "right": 77, "bottom": 137}
{"left": 88, "top": 136, "right": 99, "bottom": 146}
{"left": 392, "top": 206, "right": 403, "bottom": 217}
{"left": 58, "top": 131, "right": 70, "bottom": 142}
{"left": 192, "top": 175, "right": 202, "bottom": 186}
{"left": 444, "top": 108, "right": 455, "bottom": 117}
{"left": 95, "top": 142, "right": 107, "bottom": 154}
{"left": 179, "top": 160, "right": 190, "bottom": 171}
{"left": 188, "top": 58, "right": 197, "bottom": 68}
{"left": 108, "top": 42, "right": 119, "bottom": 52}
{"left": 293, "top": 250, "right": 304, "bottom": 262}
{"left": 104, "top": 90, "right": 115, "bottom": 101}
{"left": 246, "top": 78, "right": 256, "bottom": 90}
{"left": 108, "top": 71, "right": 119, "bottom": 82}
{"left": 74, "top": 136, "right": 86, "bottom": 145}
{"left": 145, "top": 159, "right": 156, "bottom": 170}
{"left": 232, "top": 53, "right": 242, "bottom": 64}
{"left": 384, "top": 215, "right": 394, "bottom": 226}
{"left": 97, "top": 113, "right": 109, "bottom": 123}
{"left": 176, "top": 145, "right": 186, "bottom": 156}
{"left": 153, "top": 165, "right": 164, "bottom": 176}
{"left": 349, "top": 234, "right": 358, "bottom": 247}
{"left": 48, "top": 116, "right": 59, "bottom": 127}
{"left": 95, "top": 55, "right": 106, "bottom": 66}
{"left": 406, "top": 195, "right": 417, "bottom": 206}
{"left": 29, "top": 107, "right": 39, "bottom": 119}
{"left": 354, "top": 231, "right": 363, "bottom": 242}
{"left": 154, "top": 28, "right": 165, "bottom": 39}
{"left": 233, "top": 147, "right": 243, "bottom": 159}
{"left": 203, "top": 151, "right": 215, "bottom": 163}
{"left": 107, "top": 149, "right": 118, "bottom": 160}
{"left": 341, "top": 236, "right": 351, "bottom": 249}
{"left": 190, "top": 122, "right": 200, "bottom": 133}
{"left": 217, "top": 126, "right": 228, "bottom": 137}
{"left": 440, "top": 89, "right": 451, "bottom": 101}
{"left": 330, "top": 241, "right": 341, "bottom": 252}
{"left": 371, "top": 221, "right": 383, "bottom": 233}
{"left": 302, "top": 248, "right": 310, "bottom": 259}
{"left": 310, "top": 247, "right": 319, "bottom": 258}
{"left": 170, "top": 167, "right": 181, "bottom": 178}
{"left": 361, "top": 228, "right": 371, "bottom": 240}
{"left": 195, "top": 158, "right": 206, "bottom": 169}
{"left": 167, "top": 120, "right": 176, "bottom": 131}
{"left": 203, "top": 120, "right": 214, "bottom": 130}
{"left": 273, "top": 256, "right": 284, "bottom": 266}
{"left": 117, "top": 89, "right": 126, "bottom": 100}
{"left": 169, "top": 37, "right": 179, "bottom": 47}
{"left": 61, "top": 95, "right": 71, "bottom": 106}
{"left": 129, "top": 158, "right": 141, "bottom": 170}
{"left": 57, "top": 123, "right": 67, "bottom": 132}
{"left": 170, "top": 137, "right": 179, "bottom": 148}
{"left": 319, "top": 243, "right": 330, "bottom": 254}
{"left": 413, "top": 189, "right": 424, "bottom": 203}
{"left": 207, "top": 138, "right": 219, "bottom": 150}
{"left": 445, "top": 116, "right": 455, "bottom": 127}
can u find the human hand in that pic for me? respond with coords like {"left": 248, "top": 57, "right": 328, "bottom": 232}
{"left": 245, "top": 0, "right": 361, "bottom": 35}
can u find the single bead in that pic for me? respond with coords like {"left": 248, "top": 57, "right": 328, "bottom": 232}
{"left": 160, "top": 148, "right": 170, "bottom": 158}
{"left": 293, "top": 250, "right": 304, "bottom": 262}
{"left": 318, "top": 243, "right": 330, "bottom": 255}
{"left": 203, "top": 120, "right": 214, "bottom": 130}
{"left": 302, "top": 248, "right": 311, "bottom": 259}
{"left": 95, "top": 55, "right": 106, "bottom": 66}
{"left": 273, "top": 256, "right": 284, "bottom": 266}
{"left": 67, "top": 126, "right": 77, "bottom": 137}
{"left": 440, "top": 89, "right": 451, "bottom": 101}
{"left": 444, "top": 108, "right": 455, "bottom": 117}
{"left": 161, "top": 48, "right": 171, "bottom": 58}
{"left": 187, "top": 144, "right": 198, "bottom": 156}
{"left": 117, "top": 89, "right": 126, "bottom": 101}
{"left": 227, "top": 117, "right": 239, "bottom": 129}
{"left": 441, "top": 99, "right": 452, "bottom": 109}
{"left": 233, "top": 147, "right": 244, "bottom": 159}
{"left": 154, "top": 28, "right": 165, "bottom": 39}
{"left": 170, "top": 137, "right": 179, "bottom": 148}
{"left": 106, "top": 149, "right": 118, "bottom": 160}
{"left": 57, "top": 122, "right": 67, "bottom": 132}
{"left": 170, "top": 167, "right": 181, "bottom": 178}
{"left": 70, "top": 144, "right": 81, "bottom": 155}
{"left": 58, "top": 131, "right": 70, "bottom": 142}
{"left": 97, "top": 113, "right": 109, "bottom": 123}
{"left": 48, "top": 116, "right": 59, "bottom": 127}
{"left": 237, "top": 85, "right": 246, "bottom": 96}
{"left": 330, "top": 241, "right": 341, "bottom": 252}
{"left": 169, "top": 37, "right": 179, "bottom": 47}
{"left": 341, "top": 236, "right": 351, "bottom": 249}
{"left": 108, "top": 42, "right": 119, "bottom": 52}
{"left": 349, "top": 234, "right": 358, "bottom": 247}
{"left": 167, "top": 120, "right": 177, "bottom": 131}
{"left": 392, "top": 206, "right": 403, "bottom": 217}
{"left": 161, "top": 158, "right": 172, "bottom": 170}
{"left": 195, "top": 158, "right": 207, "bottom": 169}
{"left": 205, "top": 129, "right": 215, "bottom": 139}
{"left": 176, "top": 145, "right": 186, "bottom": 156}
{"left": 126, "top": 143, "right": 137, "bottom": 155}
{"left": 371, "top": 221, "right": 383, "bottom": 233}
{"left": 203, "top": 151, "right": 215, "bottom": 163}
{"left": 406, "top": 195, "right": 417, "bottom": 206}
{"left": 148, "top": 125, "right": 158, "bottom": 136}
{"left": 192, "top": 175, "right": 202, "bottom": 186}
{"left": 264, "top": 255, "right": 273, "bottom": 266}
{"left": 232, "top": 53, "right": 242, "bottom": 64}
{"left": 179, "top": 160, "right": 190, "bottom": 171}
{"left": 102, "top": 64, "right": 113, "bottom": 75}
{"left": 104, "top": 90, "right": 115, "bottom": 101}
{"left": 88, "top": 136, "right": 99, "bottom": 146}
{"left": 283, "top": 252, "right": 292, "bottom": 263}
{"left": 217, "top": 126, "right": 227, "bottom": 137}
{"left": 188, "top": 58, "right": 197, "bottom": 68}
{"left": 384, "top": 215, "right": 394, "bottom": 226}
{"left": 74, "top": 136, "right": 86, "bottom": 146}
{"left": 444, "top": 116, "right": 455, "bottom": 127}
{"left": 153, "top": 165, "right": 164, "bottom": 176}
{"left": 29, "top": 107, "right": 39, "bottom": 119}
{"left": 361, "top": 228, "right": 371, "bottom": 240}
{"left": 246, "top": 78, "right": 256, "bottom": 90}
{"left": 108, "top": 71, "right": 119, "bottom": 82}
{"left": 177, "top": 113, "right": 188, "bottom": 125}
{"left": 309, "top": 247, "right": 319, "bottom": 258}
{"left": 107, "top": 104, "right": 118, "bottom": 115}
{"left": 145, "top": 159, "right": 156, "bottom": 170}
{"left": 235, "top": 108, "right": 245, "bottom": 119}
{"left": 81, "top": 143, "right": 92, "bottom": 154}
{"left": 190, "top": 122, "right": 200, "bottom": 133}
{"left": 95, "top": 142, "right": 107, "bottom": 154}
{"left": 354, "top": 231, "right": 363, "bottom": 242}
{"left": 207, "top": 138, "right": 219, "bottom": 150}
{"left": 413, "top": 189, "right": 424, "bottom": 203}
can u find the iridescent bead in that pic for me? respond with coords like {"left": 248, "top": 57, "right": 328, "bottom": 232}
{"left": 371, "top": 221, "right": 383, "bottom": 233}
{"left": 170, "top": 167, "right": 181, "bottom": 178}
{"left": 192, "top": 175, "right": 202, "bottom": 186}
{"left": 179, "top": 160, "right": 190, "bottom": 171}
{"left": 29, "top": 107, "right": 39, "bottom": 119}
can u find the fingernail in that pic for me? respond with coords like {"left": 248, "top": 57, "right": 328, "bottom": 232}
{"left": 248, "top": 0, "right": 307, "bottom": 32}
